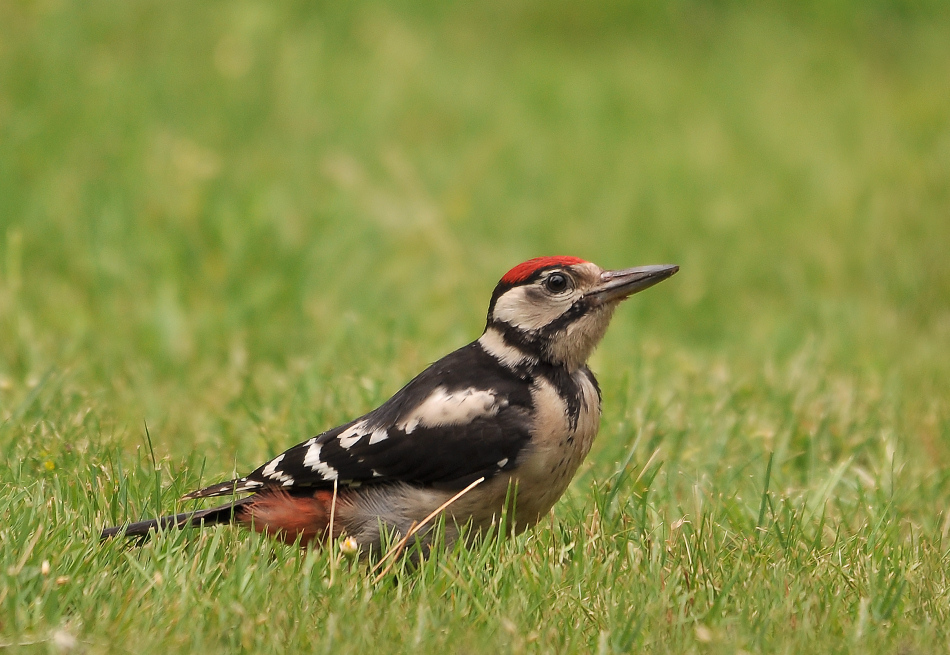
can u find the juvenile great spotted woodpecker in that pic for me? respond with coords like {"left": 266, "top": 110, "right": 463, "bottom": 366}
{"left": 101, "top": 257, "right": 678, "bottom": 555}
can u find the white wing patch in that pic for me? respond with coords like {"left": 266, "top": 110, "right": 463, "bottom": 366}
{"left": 303, "top": 442, "right": 339, "bottom": 480}
{"left": 334, "top": 421, "right": 388, "bottom": 449}
{"left": 368, "top": 427, "right": 389, "bottom": 445}
{"left": 338, "top": 421, "right": 368, "bottom": 449}
{"left": 260, "top": 454, "right": 294, "bottom": 485}
{"left": 398, "top": 386, "right": 505, "bottom": 434}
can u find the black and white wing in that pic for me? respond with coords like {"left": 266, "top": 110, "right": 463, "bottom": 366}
{"left": 186, "top": 343, "right": 535, "bottom": 499}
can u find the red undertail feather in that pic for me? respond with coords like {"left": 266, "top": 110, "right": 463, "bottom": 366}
{"left": 501, "top": 256, "right": 588, "bottom": 284}
{"left": 240, "top": 490, "right": 340, "bottom": 546}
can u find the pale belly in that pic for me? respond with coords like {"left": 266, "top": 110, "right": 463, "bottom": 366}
{"left": 505, "top": 369, "right": 602, "bottom": 526}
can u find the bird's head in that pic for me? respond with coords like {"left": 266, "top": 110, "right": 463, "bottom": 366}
{"left": 483, "top": 256, "right": 679, "bottom": 371}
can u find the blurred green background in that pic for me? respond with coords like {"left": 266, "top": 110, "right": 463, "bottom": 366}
{"left": 2, "top": 0, "right": 947, "bottom": 456}
{"left": 1, "top": 0, "right": 949, "bottom": 650}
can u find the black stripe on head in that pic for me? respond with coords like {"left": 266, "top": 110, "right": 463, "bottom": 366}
{"left": 485, "top": 319, "right": 545, "bottom": 361}
{"left": 486, "top": 294, "right": 596, "bottom": 364}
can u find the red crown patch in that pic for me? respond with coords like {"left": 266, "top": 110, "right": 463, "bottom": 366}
{"left": 501, "top": 256, "right": 588, "bottom": 284}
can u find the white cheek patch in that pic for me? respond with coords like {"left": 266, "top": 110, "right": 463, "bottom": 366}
{"left": 398, "top": 386, "right": 505, "bottom": 433}
{"left": 491, "top": 286, "right": 576, "bottom": 331}
{"left": 303, "top": 442, "right": 339, "bottom": 480}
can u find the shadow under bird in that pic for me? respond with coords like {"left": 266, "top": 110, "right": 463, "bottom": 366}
{"left": 102, "top": 256, "right": 678, "bottom": 557}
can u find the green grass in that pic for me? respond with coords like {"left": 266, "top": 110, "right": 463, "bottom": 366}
{"left": 2, "top": 0, "right": 950, "bottom": 652}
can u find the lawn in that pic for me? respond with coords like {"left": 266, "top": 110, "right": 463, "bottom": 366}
{"left": 1, "top": 0, "right": 949, "bottom": 652}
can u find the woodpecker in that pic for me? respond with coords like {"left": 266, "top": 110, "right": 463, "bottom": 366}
{"left": 101, "top": 257, "right": 678, "bottom": 556}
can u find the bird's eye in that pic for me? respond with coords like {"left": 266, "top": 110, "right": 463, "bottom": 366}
{"left": 545, "top": 272, "right": 571, "bottom": 293}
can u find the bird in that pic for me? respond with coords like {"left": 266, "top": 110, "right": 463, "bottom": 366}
{"left": 101, "top": 256, "right": 678, "bottom": 557}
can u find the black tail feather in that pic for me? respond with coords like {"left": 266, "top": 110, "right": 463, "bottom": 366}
{"left": 100, "top": 497, "right": 254, "bottom": 541}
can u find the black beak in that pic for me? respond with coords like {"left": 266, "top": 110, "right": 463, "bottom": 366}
{"left": 586, "top": 264, "right": 679, "bottom": 306}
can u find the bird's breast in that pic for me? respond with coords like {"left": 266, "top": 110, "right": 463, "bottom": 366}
{"left": 512, "top": 368, "right": 602, "bottom": 524}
